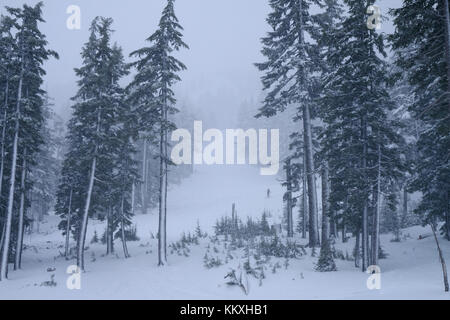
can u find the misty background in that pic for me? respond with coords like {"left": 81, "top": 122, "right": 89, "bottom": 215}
{"left": 1, "top": 0, "right": 401, "bottom": 130}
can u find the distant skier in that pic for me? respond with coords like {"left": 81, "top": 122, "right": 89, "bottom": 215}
{"left": 267, "top": 188, "right": 271, "bottom": 198}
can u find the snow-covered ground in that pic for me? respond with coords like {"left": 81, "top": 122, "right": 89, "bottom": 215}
{"left": 0, "top": 165, "right": 449, "bottom": 300}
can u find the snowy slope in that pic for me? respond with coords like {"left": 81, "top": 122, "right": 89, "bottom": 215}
{"left": 0, "top": 165, "right": 449, "bottom": 300}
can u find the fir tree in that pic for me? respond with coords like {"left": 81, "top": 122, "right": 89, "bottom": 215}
{"left": 311, "top": 0, "right": 343, "bottom": 271}
{"left": 0, "top": 2, "right": 57, "bottom": 279}
{"left": 128, "top": 0, "right": 188, "bottom": 266}
{"left": 110, "top": 91, "right": 139, "bottom": 258}
{"left": 319, "top": 0, "right": 404, "bottom": 271}
{"left": 256, "top": 0, "right": 320, "bottom": 247}
{"left": 56, "top": 17, "right": 128, "bottom": 271}
{"left": 390, "top": 0, "right": 450, "bottom": 240}
{"left": 390, "top": 0, "right": 450, "bottom": 292}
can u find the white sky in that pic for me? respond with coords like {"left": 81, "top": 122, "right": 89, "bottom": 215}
{"left": 1, "top": 0, "right": 402, "bottom": 126}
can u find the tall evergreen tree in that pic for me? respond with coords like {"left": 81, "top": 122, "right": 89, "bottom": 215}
{"left": 128, "top": 0, "right": 188, "bottom": 266}
{"left": 391, "top": 0, "right": 450, "bottom": 240}
{"left": 0, "top": 2, "right": 57, "bottom": 279}
{"left": 391, "top": 0, "right": 450, "bottom": 292}
{"left": 310, "top": 0, "right": 343, "bottom": 272}
{"left": 55, "top": 17, "right": 128, "bottom": 271}
{"left": 0, "top": 13, "right": 16, "bottom": 266}
{"left": 0, "top": 16, "right": 15, "bottom": 220}
{"left": 320, "top": 0, "right": 404, "bottom": 271}
{"left": 29, "top": 96, "right": 61, "bottom": 234}
{"left": 256, "top": 0, "right": 320, "bottom": 248}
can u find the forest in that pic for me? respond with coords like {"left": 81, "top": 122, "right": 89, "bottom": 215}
{"left": 0, "top": 0, "right": 448, "bottom": 299}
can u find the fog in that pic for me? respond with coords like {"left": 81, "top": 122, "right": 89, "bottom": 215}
{"left": 1, "top": 0, "right": 402, "bottom": 127}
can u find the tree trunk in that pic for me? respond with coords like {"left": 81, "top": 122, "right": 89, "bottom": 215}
{"left": 0, "top": 61, "right": 23, "bottom": 280}
{"left": 354, "top": 230, "right": 361, "bottom": 268}
{"left": 158, "top": 116, "right": 168, "bottom": 266}
{"left": 342, "top": 197, "right": 348, "bottom": 243}
{"left": 64, "top": 188, "right": 73, "bottom": 259}
{"left": 316, "top": 162, "right": 336, "bottom": 272}
{"left": 14, "top": 149, "right": 27, "bottom": 270}
{"left": 361, "top": 116, "right": 369, "bottom": 272}
{"left": 141, "top": 139, "right": 147, "bottom": 212}
{"left": 0, "top": 82, "right": 9, "bottom": 201}
{"left": 0, "top": 224, "right": 5, "bottom": 263}
{"left": 362, "top": 204, "right": 369, "bottom": 271}
{"left": 302, "top": 157, "right": 308, "bottom": 239}
{"left": 342, "top": 223, "right": 346, "bottom": 243}
{"left": 77, "top": 155, "right": 96, "bottom": 271}
{"left": 120, "top": 196, "right": 130, "bottom": 258}
{"left": 0, "top": 108, "right": 8, "bottom": 253}
{"left": 109, "top": 208, "right": 114, "bottom": 253}
{"left": 303, "top": 104, "right": 319, "bottom": 247}
{"left": 106, "top": 206, "right": 112, "bottom": 255}
{"left": 329, "top": 208, "right": 337, "bottom": 238}
{"left": 286, "top": 159, "right": 294, "bottom": 237}
{"left": 371, "top": 142, "right": 382, "bottom": 266}
{"left": 328, "top": 165, "right": 337, "bottom": 238}
{"left": 0, "top": 52, "right": 11, "bottom": 240}
{"left": 162, "top": 81, "right": 170, "bottom": 263}
{"left": 78, "top": 106, "right": 101, "bottom": 271}
{"left": 402, "top": 185, "right": 408, "bottom": 228}
{"left": 131, "top": 182, "right": 135, "bottom": 217}
{"left": 321, "top": 163, "right": 330, "bottom": 245}
{"left": 164, "top": 125, "right": 168, "bottom": 262}
{"left": 296, "top": 0, "right": 319, "bottom": 247}
{"left": 431, "top": 222, "right": 449, "bottom": 292}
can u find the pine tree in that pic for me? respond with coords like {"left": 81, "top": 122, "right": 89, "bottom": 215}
{"left": 256, "top": 0, "right": 320, "bottom": 247}
{"left": 128, "top": 0, "right": 188, "bottom": 266}
{"left": 0, "top": 2, "right": 57, "bottom": 279}
{"left": 319, "top": 0, "right": 404, "bottom": 271}
{"left": 390, "top": 0, "right": 450, "bottom": 292}
{"left": 0, "top": 12, "right": 16, "bottom": 271}
{"left": 29, "top": 97, "right": 61, "bottom": 235}
{"left": 0, "top": 15, "right": 15, "bottom": 222}
{"left": 55, "top": 140, "right": 82, "bottom": 260}
{"left": 110, "top": 89, "right": 139, "bottom": 258}
{"left": 391, "top": 0, "right": 450, "bottom": 240}
{"left": 310, "top": 0, "right": 344, "bottom": 272}
{"left": 260, "top": 211, "right": 271, "bottom": 235}
{"left": 56, "top": 17, "right": 128, "bottom": 271}
{"left": 288, "top": 129, "right": 309, "bottom": 239}
{"left": 388, "top": 63, "right": 418, "bottom": 237}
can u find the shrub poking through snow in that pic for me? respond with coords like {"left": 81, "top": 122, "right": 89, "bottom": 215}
{"left": 256, "top": 236, "right": 305, "bottom": 258}
{"left": 214, "top": 213, "right": 276, "bottom": 240}
{"left": 203, "top": 253, "right": 223, "bottom": 269}
{"left": 378, "top": 246, "right": 388, "bottom": 259}
{"left": 195, "top": 221, "right": 208, "bottom": 239}
{"left": 315, "top": 242, "right": 337, "bottom": 272}
{"left": 207, "top": 213, "right": 307, "bottom": 289}
{"left": 40, "top": 274, "right": 57, "bottom": 287}
{"left": 169, "top": 231, "right": 202, "bottom": 257}
{"left": 91, "top": 230, "right": 99, "bottom": 244}
{"left": 171, "top": 215, "right": 306, "bottom": 291}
